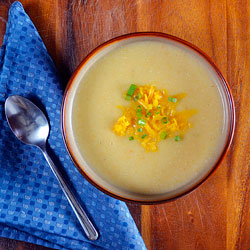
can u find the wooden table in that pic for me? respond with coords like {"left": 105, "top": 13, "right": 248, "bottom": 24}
{"left": 0, "top": 0, "right": 249, "bottom": 249}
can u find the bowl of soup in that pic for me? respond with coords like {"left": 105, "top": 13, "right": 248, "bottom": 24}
{"left": 61, "top": 32, "right": 235, "bottom": 204}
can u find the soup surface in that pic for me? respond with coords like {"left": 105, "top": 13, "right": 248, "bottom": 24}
{"left": 72, "top": 40, "right": 225, "bottom": 195}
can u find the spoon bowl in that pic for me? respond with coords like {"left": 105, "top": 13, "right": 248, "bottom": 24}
{"left": 5, "top": 95, "right": 49, "bottom": 147}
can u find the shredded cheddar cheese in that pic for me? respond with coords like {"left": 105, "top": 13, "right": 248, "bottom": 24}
{"left": 113, "top": 84, "right": 197, "bottom": 152}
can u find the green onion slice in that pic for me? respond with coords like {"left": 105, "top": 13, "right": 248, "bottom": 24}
{"left": 129, "top": 136, "right": 134, "bottom": 141}
{"left": 138, "top": 128, "right": 143, "bottom": 132}
{"left": 134, "top": 93, "right": 143, "bottom": 101}
{"left": 175, "top": 135, "right": 181, "bottom": 141}
{"left": 138, "top": 118, "right": 146, "bottom": 126}
{"left": 168, "top": 97, "right": 178, "bottom": 103}
{"left": 141, "top": 134, "right": 147, "bottom": 139}
{"left": 136, "top": 111, "right": 142, "bottom": 118}
{"left": 137, "top": 105, "right": 142, "bottom": 112}
{"left": 161, "top": 117, "right": 169, "bottom": 124}
{"left": 160, "top": 131, "right": 168, "bottom": 140}
{"left": 127, "top": 84, "right": 137, "bottom": 96}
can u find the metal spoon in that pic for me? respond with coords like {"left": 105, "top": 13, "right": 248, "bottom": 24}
{"left": 5, "top": 95, "right": 99, "bottom": 241}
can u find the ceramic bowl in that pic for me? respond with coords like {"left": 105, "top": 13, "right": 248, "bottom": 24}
{"left": 61, "top": 32, "right": 235, "bottom": 204}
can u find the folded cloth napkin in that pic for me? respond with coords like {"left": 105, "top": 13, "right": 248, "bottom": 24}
{"left": 0, "top": 2, "right": 146, "bottom": 250}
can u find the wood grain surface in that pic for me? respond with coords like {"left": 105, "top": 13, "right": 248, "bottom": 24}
{"left": 0, "top": 0, "right": 249, "bottom": 250}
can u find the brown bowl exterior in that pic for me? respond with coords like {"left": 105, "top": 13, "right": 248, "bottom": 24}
{"left": 61, "top": 32, "right": 235, "bottom": 205}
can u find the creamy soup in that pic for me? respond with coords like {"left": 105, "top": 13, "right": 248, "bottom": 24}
{"left": 71, "top": 39, "right": 226, "bottom": 196}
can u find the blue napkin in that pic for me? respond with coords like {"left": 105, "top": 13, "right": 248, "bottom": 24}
{"left": 0, "top": 2, "right": 146, "bottom": 250}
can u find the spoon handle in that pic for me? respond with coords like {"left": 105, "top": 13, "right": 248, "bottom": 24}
{"left": 41, "top": 148, "right": 99, "bottom": 241}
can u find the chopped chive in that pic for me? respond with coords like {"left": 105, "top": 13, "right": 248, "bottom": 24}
{"left": 161, "top": 117, "right": 169, "bottom": 124}
{"left": 146, "top": 112, "right": 152, "bottom": 117}
{"left": 138, "top": 128, "right": 143, "bottom": 132}
{"left": 137, "top": 105, "right": 142, "bottom": 112}
{"left": 168, "top": 97, "right": 178, "bottom": 103}
{"left": 125, "top": 95, "right": 132, "bottom": 100}
{"left": 134, "top": 93, "right": 143, "bottom": 101}
{"left": 160, "top": 131, "right": 168, "bottom": 140}
{"left": 138, "top": 118, "right": 146, "bottom": 126}
{"left": 141, "top": 134, "right": 147, "bottom": 139}
{"left": 136, "top": 111, "right": 142, "bottom": 118}
{"left": 129, "top": 136, "right": 134, "bottom": 141}
{"left": 175, "top": 136, "right": 181, "bottom": 141}
{"left": 146, "top": 109, "right": 152, "bottom": 117}
{"left": 127, "top": 84, "right": 137, "bottom": 96}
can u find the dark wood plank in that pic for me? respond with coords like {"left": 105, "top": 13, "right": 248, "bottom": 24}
{"left": 226, "top": 1, "right": 250, "bottom": 249}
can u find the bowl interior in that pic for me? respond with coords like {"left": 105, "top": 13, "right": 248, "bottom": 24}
{"left": 62, "top": 34, "right": 234, "bottom": 203}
